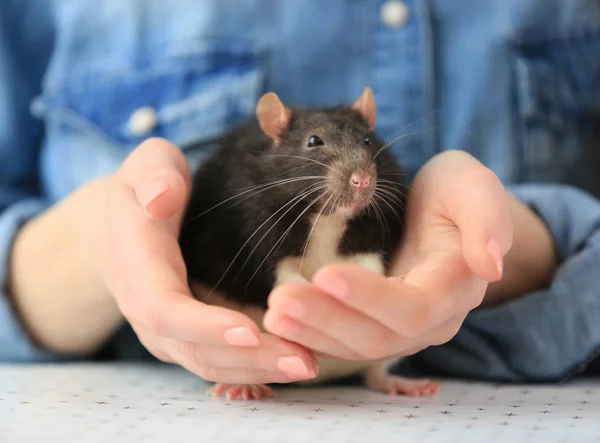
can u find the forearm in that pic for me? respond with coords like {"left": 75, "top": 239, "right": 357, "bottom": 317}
{"left": 482, "top": 192, "right": 557, "bottom": 307}
{"left": 7, "top": 178, "right": 124, "bottom": 356}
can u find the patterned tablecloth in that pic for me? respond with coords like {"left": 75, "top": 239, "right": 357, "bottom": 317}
{"left": 1, "top": 363, "right": 598, "bottom": 443}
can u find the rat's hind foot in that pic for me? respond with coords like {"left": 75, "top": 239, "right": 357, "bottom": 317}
{"left": 207, "top": 383, "right": 274, "bottom": 400}
{"left": 365, "top": 367, "right": 440, "bottom": 397}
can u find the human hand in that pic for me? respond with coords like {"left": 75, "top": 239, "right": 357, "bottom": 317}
{"left": 100, "top": 137, "right": 318, "bottom": 383}
{"left": 262, "top": 150, "right": 513, "bottom": 361}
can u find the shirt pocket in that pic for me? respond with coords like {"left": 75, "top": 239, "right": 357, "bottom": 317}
{"left": 511, "top": 30, "right": 600, "bottom": 194}
{"left": 33, "top": 39, "right": 267, "bottom": 200}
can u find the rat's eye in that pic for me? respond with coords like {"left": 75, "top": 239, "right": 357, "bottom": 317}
{"left": 307, "top": 135, "right": 324, "bottom": 148}
{"left": 364, "top": 136, "right": 372, "bottom": 146}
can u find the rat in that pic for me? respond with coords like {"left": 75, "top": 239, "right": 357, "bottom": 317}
{"left": 178, "top": 87, "right": 441, "bottom": 401}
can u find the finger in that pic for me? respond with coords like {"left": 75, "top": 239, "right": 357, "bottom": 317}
{"left": 312, "top": 261, "right": 486, "bottom": 338}
{"left": 443, "top": 163, "right": 513, "bottom": 282}
{"left": 108, "top": 188, "right": 263, "bottom": 347}
{"left": 174, "top": 332, "right": 319, "bottom": 379}
{"left": 130, "top": 291, "right": 265, "bottom": 347}
{"left": 166, "top": 333, "right": 319, "bottom": 385}
{"left": 401, "top": 250, "right": 489, "bottom": 315}
{"left": 139, "top": 332, "right": 303, "bottom": 385}
{"left": 266, "top": 282, "right": 396, "bottom": 360}
{"left": 395, "top": 313, "right": 467, "bottom": 358}
{"left": 179, "top": 362, "right": 302, "bottom": 385}
{"left": 263, "top": 307, "right": 365, "bottom": 360}
{"left": 133, "top": 325, "right": 175, "bottom": 363}
{"left": 116, "top": 137, "right": 191, "bottom": 222}
{"left": 423, "top": 314, "right": 467, "bottom": 347}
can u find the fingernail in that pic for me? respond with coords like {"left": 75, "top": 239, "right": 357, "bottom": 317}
{"left": 224, "top": 327, "right": 260, "bottom": 347}
{"left": 277, "top": 356, "right": 314, "bottom": 378}
{"left": 487, "top": 238, "right": 503, "bottom": 278}
{"left": 317, "top": 275, "right": 350, "bottom": 299}
{"left": 144, "top": 178, "right": 171, "bottom": 208}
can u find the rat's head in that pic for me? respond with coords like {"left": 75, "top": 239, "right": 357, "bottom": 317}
{"left": 256, "top": 87, "right": 385, "bottom": 218}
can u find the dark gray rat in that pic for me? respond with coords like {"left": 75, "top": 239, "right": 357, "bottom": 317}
{"left": 178, "top": 87, "right": 440, "bottom": 400}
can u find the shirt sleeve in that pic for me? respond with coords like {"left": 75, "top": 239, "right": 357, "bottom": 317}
{"left": 403, "top": 183, "right": 600, "bottom": 382}
{"left": 0, "top": 1, "right": 62, "bottom": 362}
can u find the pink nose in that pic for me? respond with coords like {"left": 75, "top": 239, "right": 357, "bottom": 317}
{"left": 350, "top": 172, "right": 371, "bottom": 188}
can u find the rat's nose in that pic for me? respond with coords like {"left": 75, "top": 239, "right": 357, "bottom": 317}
{"left": 350, "top": 172, "right": 371, "bottom": 188}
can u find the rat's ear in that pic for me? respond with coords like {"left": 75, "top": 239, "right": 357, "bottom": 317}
{"left": 256, "top": 92, "right": 291, "bottom": 142}
{"left": 352, "top": 86, "right": 377, "bottom": 131}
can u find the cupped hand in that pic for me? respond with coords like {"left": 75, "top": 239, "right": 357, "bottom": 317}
{"left": 100, "top": 137, "right": 318, "bottom": 383}
{"left": 263, "top": 150, "right": 513, "bottom": 361}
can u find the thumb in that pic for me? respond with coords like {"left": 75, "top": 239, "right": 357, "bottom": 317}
{"left": 444, "top": 164, "right": 513, "bottom": 282}
{"left": 116, "top": 137, "right": 192, "bottom": 223}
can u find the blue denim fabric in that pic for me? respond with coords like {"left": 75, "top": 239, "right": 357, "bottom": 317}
{"left": 2, "top": 0, "right": 600, "bottom": 381}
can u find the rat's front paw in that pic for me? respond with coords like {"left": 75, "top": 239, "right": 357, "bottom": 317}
{"left": 207, "top": 383, "right": 274, "bottom": 401}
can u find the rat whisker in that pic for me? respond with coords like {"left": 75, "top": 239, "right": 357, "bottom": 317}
{"left": 370, "top": 195, "right": 391, "bottom": 241}
{"left": 377, "top": 178, "right": 416, "bottom": 194}
{"left": 376, "top": 180, "right": 406, "bottom": 191}
{"left": 373, "top": 192, "right": 403, "bottom": 221}
{"left": 377, "top": 175, "right": 408, "bottom": 183}
{"left": 183, "top": 176, "right": 327, "bottom": 226}
{"left": 367, "top": 197, "right": 385, "bottom": 241}
{"left": 374, "top": 190, "right": 401, "bottom": 211}
{"left": 365, "top": 198, "right": 374, "bottom": 220}
{"left": 206, "top": 184, "right": 327, "bottom": 298}
{"left": 221, "top": 178, "right": 328, "bottom": 211}
{"left": 375, "top": 184, "right": 406, "bottom": 202}
{"left": 331, "top": 194, "right": 340, "bottom": 233}
{"left": 224, "top": 175, "right": 328, "bottom": 193}
{"left": 373, "top": 130, "right": 430, "bottom": 161}
{"left": 377, "top": 176, "right": 410, "bottom": 183}
{"left": 375, "top": 182, "right": 407, "bottom": 198}
{"left": 377, "top": 177, "right": 406, "bottom": 184}
{"left": 372, "top": 109, "right": 438, "bottom": 160}
{"left": 376, "top": 191, "right": 407, "bottom": 234}
{"left": 389, "top": 109, "right": 439, "bottom": 139}
{"left": 334, "top": 194, "right": 342, "bottom": 248}
{"left": 376, "top": 159, "right": 396, "bottom": 169}
{"left": 324, "top": 192, "right": 339, "bottom": 222}
{"left": 299, "top": 191, "right": 336, "bottom": 275}
{"left": 375, "top": 189, "right": 404, "bottom": 209}
{"left": 320, "top": 149, "right": 336, "bottom": 165}
{"left": 262, "top": 154, "right": 333, "bottom": 171}
{"left": 378, "top": 172, "right": 412, "bottom": 181}
{"left": 325, "top": 194, "right": 341, "bottom": 247}
{"left": 232, "top": 184, "right": 329, "bottom": 284}
{"left": 245, "top": 189, "right": 328, "bottom": 289}
{"left": 320, "top": 192, "right": 336, "bottom": 244}
{"left": 375, "top": 183, "right": 404, "bottom": 201}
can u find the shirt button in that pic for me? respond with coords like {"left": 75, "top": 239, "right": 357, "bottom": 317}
{"left": 380, "top": 1, "right": 409, "bottom": 29}
{"left": 128, "top": 106, "right": 159, "bottom": 136}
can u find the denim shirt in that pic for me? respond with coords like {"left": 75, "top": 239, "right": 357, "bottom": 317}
{"left": 2, "top": 0, "right": 600, "bottom": 382}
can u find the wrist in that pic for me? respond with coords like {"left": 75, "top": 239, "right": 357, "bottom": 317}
{"left": 8, "top": 176, "right": 124, "bottom": 355}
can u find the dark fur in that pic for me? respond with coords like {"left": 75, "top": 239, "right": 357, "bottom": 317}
{"left": 179, "top": 104, "right": 407, "bottom": 309}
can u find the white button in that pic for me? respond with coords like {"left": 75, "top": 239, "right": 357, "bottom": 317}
{"left": 128, "top": 106, "right": 159, "bottom": 136}
{"left": 29, "top": 97, "right": 45, "bottom": 118}
{"left": 380, "top": 1, "right": 409, "bottom": 28}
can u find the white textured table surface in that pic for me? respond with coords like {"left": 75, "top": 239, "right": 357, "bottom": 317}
{"left": 0, "top": 363, "right": 598, "bottom": 443}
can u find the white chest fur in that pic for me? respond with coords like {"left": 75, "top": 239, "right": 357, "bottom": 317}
{"left": 273, "top": 212, "right": 390, "bottom": 385}
{"left": 274, "top": 213, "right": 385, "bottom": 286}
